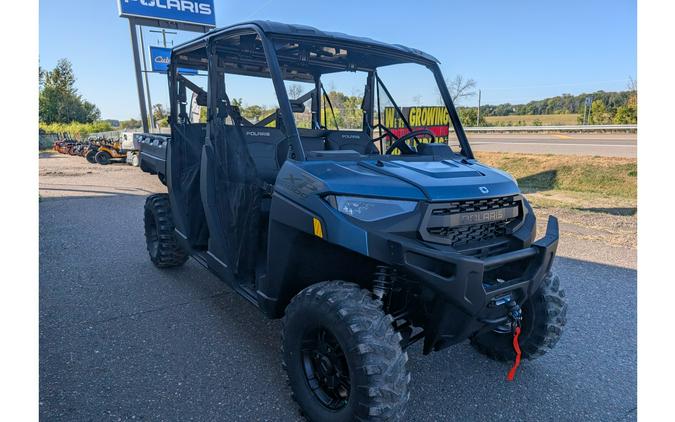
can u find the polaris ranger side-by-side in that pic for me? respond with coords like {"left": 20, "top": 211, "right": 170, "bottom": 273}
{"left": 139, "top": 21, "right": 567, "bottom": 421}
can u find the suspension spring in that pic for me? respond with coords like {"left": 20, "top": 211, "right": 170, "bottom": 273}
{"left": 372, "top": 265, "right": 396, "bottom": 304}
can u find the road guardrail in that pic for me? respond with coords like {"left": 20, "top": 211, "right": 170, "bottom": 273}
{"left": 462, "top": 124, "right": 636, "bottom": 133}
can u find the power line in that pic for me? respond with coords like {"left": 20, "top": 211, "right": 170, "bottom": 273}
{"left": 244, "top": 0, "right": 276, "bottom": 19}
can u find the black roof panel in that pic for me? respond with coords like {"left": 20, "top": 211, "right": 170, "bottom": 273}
{"left": 174, "top": 20, "right": 440, "bottom": 64}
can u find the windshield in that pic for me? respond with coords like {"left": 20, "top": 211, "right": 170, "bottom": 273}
{"left": 374, "top": 63, "right": 457, "bottom": 152}
{"left": 279, "top": 62, "right": 461, "bottom": 155}
{"left": 266, "top": 36, "right": 466, "bottom": 154}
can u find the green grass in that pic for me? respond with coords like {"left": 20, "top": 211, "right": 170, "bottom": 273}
{"left": 475, "top": 152, "right": 637, "bottom": 199}
{"left": 484, "top": 114, "right": 580, "bottom": 126}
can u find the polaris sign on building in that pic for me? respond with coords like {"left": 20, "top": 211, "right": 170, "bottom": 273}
{"left": 118, "top": 0, "right": 216, "bottom": 27}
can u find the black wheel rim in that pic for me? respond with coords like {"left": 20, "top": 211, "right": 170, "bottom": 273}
{"left": 301, "top": 326, "right": 350, "bottom": 410}
{"left": 145, "top": 213, "right": 159, "bottom": 257}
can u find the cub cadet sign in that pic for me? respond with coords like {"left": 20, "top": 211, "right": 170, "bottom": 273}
{"left": 149, "top": 46, "right": 198, "bottom": 74}
{"left": 384, "top": 106, "right": 450, "bottom": 144}
{"left": 118, "top": 0, "right": 216, "bottom": 27}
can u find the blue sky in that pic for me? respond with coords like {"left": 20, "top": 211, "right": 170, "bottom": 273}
{"left": 39, "top": 0, "right": 636, "bottom": 120}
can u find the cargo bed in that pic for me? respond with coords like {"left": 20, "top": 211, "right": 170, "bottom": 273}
{"left": 136, "top": 133, "right": 169, "bottom": 182}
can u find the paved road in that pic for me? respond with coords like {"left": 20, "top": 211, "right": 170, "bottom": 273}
{"left": 39, "top": 160, "right": 636, "bottom": 421}
{"left": 464, "top": 133, "right": 636, "bottom": 157}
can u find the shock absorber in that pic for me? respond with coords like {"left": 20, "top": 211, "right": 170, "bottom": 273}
{"left": 372, "top": 265, "right": 395, "bottom": 304}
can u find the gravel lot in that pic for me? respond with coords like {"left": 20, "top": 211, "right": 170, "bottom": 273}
{"left": 40, "top": 154, "right": 636, "bottom": 421}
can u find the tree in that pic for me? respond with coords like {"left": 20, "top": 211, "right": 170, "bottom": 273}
{"left": 589, "top": 100, "right": 612, "bottom": 124}
{"left": 39, "top": 66, "right": 45, "bottom": 89}
{"left": 152, "top": 104, "right": 168, "bottom": 121}
{"left": 39, "top": 59, "right": 101, "bottom": 124}
{"left": 241, "top": 104, "right": 265, "bottom": 122}
{"left": 614, "top": 77, "right": 637, "bottom": 124}
{"left": 120, "top": 119, "right": 141, "bottom": 129}
{"left": 613, "top": 105, "right": 636, "bottom": 124}
{"left": 288, "top": 84, "right": 303, "bottom": 100}
{"left": 445, "top": 75, "right": 477, "bottom": 103}
{"left": 458, "top": 108, "right": 486, "bottom": 127}
{"left": 152, "top": 104, "right": 169, "bottom": 127}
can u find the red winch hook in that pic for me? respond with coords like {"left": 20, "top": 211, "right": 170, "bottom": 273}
{"left": 506, "top": 325, "right": 522, "bottom": 381}
{"left": 506, "top": 301, "right": 523, "bottom": 381}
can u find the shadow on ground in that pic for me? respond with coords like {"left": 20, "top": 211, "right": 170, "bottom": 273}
{"left": 575, "top": 206, "right": 637, "bottom": 216}
{"left": 517, "top": 170, "right": 557, "bottom": 193}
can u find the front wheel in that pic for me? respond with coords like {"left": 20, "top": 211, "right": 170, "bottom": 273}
{"left": 282, "top": 281, "right": 410, "bottom": 422}
{"left": 471, "top": 272, "right": 567, "bottom": 361}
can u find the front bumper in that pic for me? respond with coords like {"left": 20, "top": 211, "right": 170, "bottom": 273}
{"left": 369, "top": 216, "right": 559, "bottom": 353}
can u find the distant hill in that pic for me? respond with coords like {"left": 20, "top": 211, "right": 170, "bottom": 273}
{"left": 470, "top": 90, "right": 634, "bottom": 116}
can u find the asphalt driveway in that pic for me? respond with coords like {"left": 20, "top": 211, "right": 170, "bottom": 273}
{"left": 39, "top": 158, "right": 636, "bottom": 421}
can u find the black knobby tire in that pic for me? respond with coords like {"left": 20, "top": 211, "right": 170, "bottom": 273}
{"left": 282, "top": 281, "right": 410, "bottom": 422}
{"left": 471, "top": 272, "right": 567, "bottom": 361}
{"left": 143, "top": 193, "right": 188, "bottom": 268}
{"left": 95, "top": 151, "right": 112, "bottom": 165}
{"left": 85, "top": 151, "right": 97, "bottom": 164}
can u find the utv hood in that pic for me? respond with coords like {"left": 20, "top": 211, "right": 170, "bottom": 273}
{"left": 294, "top": 158, "right": 521, "bottom": 202}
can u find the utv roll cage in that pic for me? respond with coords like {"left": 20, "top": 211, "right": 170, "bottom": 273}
{"left": 168, "top": 20, "right": 474, "bottom": 161}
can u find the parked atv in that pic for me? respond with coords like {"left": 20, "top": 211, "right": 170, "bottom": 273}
{"left": 69, "top": 142, "right": 85, "bottom": 156}
{"left": 140, "top": 21, "right": 567, "bottom": 421}
{"left": 95, "top": 141, "right": 127, "bottom": 165}
{"left": 53, "top": 133, "right": 75, "bottom": 154}
{"left": 84, "top": 142, "right": 100, "bottom": 164}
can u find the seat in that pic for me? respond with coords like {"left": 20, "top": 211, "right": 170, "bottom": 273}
{"left": 226, "top": 126, "right": 288, "bottom": 184}
{"left": 298, "top": 128, "right": 328, "bottom": 154}
{"left": 299, "top": 137, "right": 326, "bottom": 153}
{"left": 325, "top": 131, "right": 378, "bottom": 155}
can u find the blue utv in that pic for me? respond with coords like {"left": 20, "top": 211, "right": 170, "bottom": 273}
{"left": 139, "top": 21, "right": 567, "bottom": 422}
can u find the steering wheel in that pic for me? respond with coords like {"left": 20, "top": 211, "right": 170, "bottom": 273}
{"left": 385, "top": 129, "right": 437, "bottom": 155}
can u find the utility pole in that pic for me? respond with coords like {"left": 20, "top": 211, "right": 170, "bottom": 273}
{"left": 476, "top": 89, "right": 481, "bottom": 127}
{"left": 128, "top": 20, "right": 149, "bottom": 133}
{"left": 139, "top": 26, "right": 155, "bottom": 130}
{"left": 150, "top": 29, "right": 177, "bottom": 48}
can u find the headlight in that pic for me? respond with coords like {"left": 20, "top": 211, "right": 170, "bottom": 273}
{"left": 326, "top": 195, "right": 417, "bottom": 222}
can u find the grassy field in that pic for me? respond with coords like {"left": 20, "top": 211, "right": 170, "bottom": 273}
{"left": 484, "top": 114, "right": 580, "bottom": 126}
{"left": 475, "top": 152, "right": 637, "bottom": 246}
{"left": 475, "top": 151, "right": 636, "bottom": 201}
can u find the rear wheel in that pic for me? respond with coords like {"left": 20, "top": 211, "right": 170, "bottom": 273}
{"left": 95, "top": 151, "right": 112, "bottom": 165}
{"left": 282, "top": 281, "right": 410, "bottom": 422}
{"left": 143, "top": 193, "right": 188, "bottom": 268}
{"left": 470, "top": 272, "right": 567, "bottom": 361}
{"left": 130, "top": 154, "right": 140, "bottom": 167}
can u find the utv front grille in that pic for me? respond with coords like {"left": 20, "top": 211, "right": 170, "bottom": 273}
{"left": 430, "top": 196, "right": 518, "bottom": 216}
{"left": 420, "top": 195, "right": 522, "bottom": 246}
{"left": 427, "top": 220, "right": 510, "bottom": 246}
